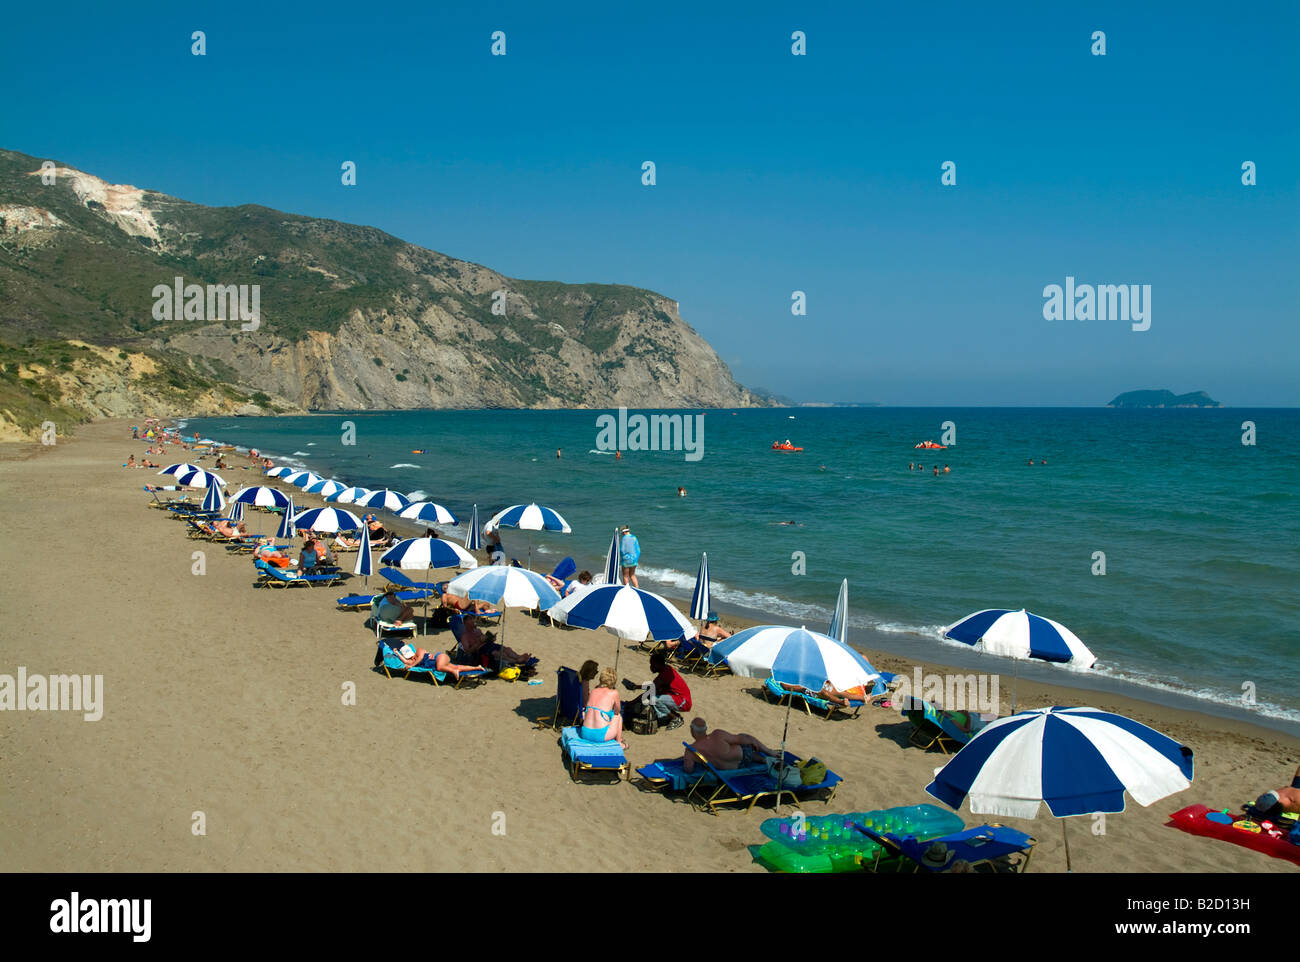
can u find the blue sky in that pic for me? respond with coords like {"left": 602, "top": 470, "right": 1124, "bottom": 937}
{"left": 7, "top": 1, "right": 1298, "bottom": 404}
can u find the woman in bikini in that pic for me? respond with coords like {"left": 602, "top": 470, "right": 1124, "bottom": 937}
{"left": 581, "top": 667, "right": 626, "bottom": 748}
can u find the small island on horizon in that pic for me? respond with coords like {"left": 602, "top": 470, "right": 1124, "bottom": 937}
{"left": 1107, "top": 389, "right": 1222, "bottom": 408}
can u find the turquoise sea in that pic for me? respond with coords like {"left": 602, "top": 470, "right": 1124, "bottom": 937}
{"left": 182, "top": 408, "right": 1300, "bottom": 731}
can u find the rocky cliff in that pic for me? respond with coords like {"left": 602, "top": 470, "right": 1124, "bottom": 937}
{"left": 0, "top": 148, "right": 763, "bottom": 437}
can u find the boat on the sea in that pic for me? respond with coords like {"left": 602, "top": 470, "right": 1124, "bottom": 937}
{"left": 771, "top": 441, "right": 803, "bottom": 451}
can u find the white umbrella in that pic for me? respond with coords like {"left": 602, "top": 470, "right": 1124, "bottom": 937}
{"left": 446, "top": 566, "right": 561, "bottom": 670}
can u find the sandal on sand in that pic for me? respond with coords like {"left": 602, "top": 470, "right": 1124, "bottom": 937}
{"left": 665, "top": 715, "right": 684, "bottom": 731}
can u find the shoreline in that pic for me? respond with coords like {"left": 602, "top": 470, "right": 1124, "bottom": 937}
{"left": 182, "top": 413, "right": 1300, "bottom": 738}
{"left": 4, "top": 417, "right": 1296, "bottom": 874}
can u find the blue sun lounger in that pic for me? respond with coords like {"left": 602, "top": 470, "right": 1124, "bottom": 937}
{"left": 682, "top": 743, "right": 842, "bottom": 814}
{"left": 636, "top": 756, "right": 771, "bottom": 792}
{"left": 253, "top": 558, "right": 345, "bottom": 588}
{"left": 854, "top": 822, "right": 1037, "bottom": 873}
{"left": 537, "top": 666, "right": 584, "bottom": 730}
{"left": 380, "top": 567, "right": 445, "bottom": 593}
{"left": 901, "top": 695, "right": 994, "bottom": 754}
{"left": 336, "top": 589, "right": 432, "bottom": 610}
{"left": 375, "top": 640, "right": 489, "bottom": 689}
{"left": 559, "top": 726, "right": 629, "bottom": 783}
{"left": 763, "top": 676, "right": 867, "bottom": 720}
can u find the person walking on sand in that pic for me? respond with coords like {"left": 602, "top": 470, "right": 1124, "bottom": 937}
{"left": 619, "top": 524, "right": 640, "bottom": 587}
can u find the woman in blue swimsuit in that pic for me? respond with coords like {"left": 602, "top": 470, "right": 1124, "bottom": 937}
{"left": 581, "top": 667, "right": 626, "bottom": 748}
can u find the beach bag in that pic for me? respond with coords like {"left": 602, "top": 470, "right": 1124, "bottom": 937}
{"left": 764, "top": 756, "right": 803, "bottom": 789}
{"left": 268, "top": 555, "right": 291, "bottom": 568}
{"left": 796, "top": 758, "right": 827, "bottom": 786}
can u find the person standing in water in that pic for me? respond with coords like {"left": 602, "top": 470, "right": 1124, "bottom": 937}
{"left": 556, "top": 448, "right": 562, "bottom": 459}
{"left": 619, "top": 525, "right": 641, "bottom": 587}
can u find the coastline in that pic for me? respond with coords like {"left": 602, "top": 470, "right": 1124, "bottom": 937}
{"left": 2, "top": 417, "right": 1296, "bottom": 874}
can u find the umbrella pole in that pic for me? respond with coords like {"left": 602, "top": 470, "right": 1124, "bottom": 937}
{"left": 776, "top": 698, "right": 792, "bottom": 810}
{"left": 1062, "top": 819, "right": 1072, "bottom": 872}
{"left": 1012, "top": 657, "right": 1019, "bottom": 713}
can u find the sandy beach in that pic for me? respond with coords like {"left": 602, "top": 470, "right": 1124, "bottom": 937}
{"left": 2, "top": 418, "right": 1296, "bottom": 873}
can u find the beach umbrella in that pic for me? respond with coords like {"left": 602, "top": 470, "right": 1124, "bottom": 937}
{"left": 305, "top": 478, "right": 347, "bottom": 499}
{"left": 828, "top": 579, "right": 849, "bottom": 643}
{"left": 291, "top": 506, "right": 364, "bottom": 533}
{"left": 275, "top": 495, "right": 296, "bottom": 540}
{"left": 548, "top": 585, "right": 695, "bottom": 672}
{"left": 158, "top": 462, "right": 202, "bottom": 478}
{"left": 326, "top": 486, "right": 373, "bottom": 505}
{"left": 446, "top": 566, "right": 561, "bottom": 670}
{"left": 380, "top": 537, "right": 478, "bottom": 571}
{"left": 399, "top": 501, "right": 459, "bottom": 528}
{"left": 201, "top": 483, "right": 226, "bottom": 514}
{"left": 283, "top": 470, "right": 324, "bottom": 490}
{"left": 355, "top": 489, "right": 413, "bottom": 514}
{"left": 228, "top": 498, "right": 245, "bottom": 524}
{"left": 354, "top": 521, "right": 373, "bottom": 588}
{"left": 464, "top": 504, "right": 483, "bottom": 551}
{"left": 484, "top": 503, "right": 571, "bottom": 569}
{"left": 926, "top": 706, "right": 1194, "bottom": 871}
{"left": 230, "top": 485, "right": 292, "bottom": 509}
{"left": 264, "top": 466, "right": 294, "bottom": 479}
{"left": 381, "top": 537, "right": 478, "bottom": 636}
{"left": 689, "top": 553, "right": 711, "bottom": 623}
{"left": 601, "top": 527, "right": 621, "bottom": 586}
{"left": 175, "top": 466, "right": 226, "bottom": 489}
{"left": 707, "top": 624, "right": 886, "bottom": 799}
{"left": 943, "top": 608, "right": 1097, "bottom": 710}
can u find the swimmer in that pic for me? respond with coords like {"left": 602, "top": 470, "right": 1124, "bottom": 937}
{"left": 557, "top": 448, "right": 562, "bottom": 459}
{"left": 933, "top": 466, "right": 939, "bottom": 477}
{"left": 677, "top": 486, "right": 686, "bottom": 497}
{"left": 909, "top": 462, "right": 914, "bottom": 470}
{"left": 615, "top": 450, "right": 622, "bottom": 460}
{"left": 943, "top": 465, "right": 950, "bottom": 473}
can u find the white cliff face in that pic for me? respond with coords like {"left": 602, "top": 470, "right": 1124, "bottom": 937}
{"left": 26, "top": 166, "right": 163, "bottom": 245}
{"left": 0, "top": 204, "right": 66, "bottom": 233}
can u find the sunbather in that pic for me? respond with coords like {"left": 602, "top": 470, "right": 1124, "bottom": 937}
{"left": 213, "top": 519, "right": 248, "bottom": 539}
{"left": 780, "top": 680, "right": 868, "bottom": 708}
{"left": 377, "top": 590, "right": 415, "bottom": 627}
{"left": 365, "top": 517, "right": 394, "bottom": 546}
{"left": 699, "top": 613, "right": 733, "bottom": 642}
{"left": 333, "top": 532, "right": 360, "bottom": 549}
{"left": 682, "top": 718, "right": 777, "bottom": 772}
{"left": 460, "top": 614, "right": 533, "bottom": 668}
{"left": 441, "top": 590, "right": 495, "bottom": 615}
{"left": 390, "top": 641, "right": 480, "bottom": 680}
{"left": 1253, "top": 765, "right": 1300, "bottom": 819}
{"left": 255, "top": 538, "right": 294, "bottom": 566}
{"left": 581, "top": 668, "right": 627, "bottom": 748}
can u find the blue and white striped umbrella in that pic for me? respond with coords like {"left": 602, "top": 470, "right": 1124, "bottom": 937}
{"left": 283, "top": 470, "right": 324, "bottom": 490}
{"left": 355, "top": 489, "right": 413, "bottom": 513}
{"left": 305, "top": 478, "right": 347, "bottom": 498}
{"left": 446, "top": 566, "right": 560, "bottom": 609}
{"left": 159, "top": 462, "right": 202, "bottom": 478}
{"left": 175, "top": 467, "right": 226, "bottom": 489}
{"left": 484, "top": 503, "right": 571, "bottom": 533}
{"left": 548, "top": 585, "right": 695, "bottom": 642}
{"left": 707, "top": 625, "right": 884, "bottom": 694}
{"left": 828, "top": 579, "right": 849, "bottom": 643}
{"left": 354, "top": 521, "right": 373, "bottom": 582}
{"left": 926, "top": 706, "right": 1194, "bottom": 820}
{"left": 689, "top": 553, "right": 711, "bottom": 621}
{"left": 601, "top": 527, "right": 621, "bottom": 586}
{"left": 230, "top": 485, "right": 292, "bottom": 509}
{"left": 943, "top": 608, "right": 1097, "bottom": 669}
{"left": 326, "top": 486, "right": 372, "bottom": 504}
{"left": 380, "top": 537, "right": 477, "bottom": 570}
{"left": 275, "top": 495, "right": 296, "bottom": 539}
{"left": 264, "top": 466, "right": 294, "bottom": 479}
{"left": 228, "top": 498, "right": 245, "bottom": 523}
{"left": 398, "top": 501, "right": 459, "bottom": 527}
{"left": 291, "top": 506, "right": 364, "bottom": 533}
{"left": 201, "top": 484, "right": 226, "bottom": 513}
{"left": 463, "top": 504, "right": 483, "bottom": 551}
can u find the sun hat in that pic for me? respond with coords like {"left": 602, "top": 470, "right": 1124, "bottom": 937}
{"left": 707, "top": 612, "right": 719, "bottom": 622}
{"left": 620, "top": 525, "right": 630, "bottom": 532}
{"left": 921, "top": 842, "right": 953, "bottom": 867}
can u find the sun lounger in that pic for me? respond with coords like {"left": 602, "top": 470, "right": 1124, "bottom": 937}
{"left": 901, "top": 696, "right": 993, "bottom": 753}
{"left": 559, "top": 726, "right": 629, "bottom": 783}
{"left": 253, "top": 558, "right": 345, "bottom": 588}
{"left": 682, "top": 744, "right": 842, "bottom": 814}
{"left": 537, "top": 666, "right": 584, "bottom": 730}
{"left": 379, "top": 567, "right": 444, "bottom": 592}
{"left": 763, "top": 676, "right": 865, "bottom": 720}
{"left": 375, "top": 640, "right": 488, "bottom": 689}
{"left": 854, "top": 822, "right": 1036, "bottom": 873}
{"left": 636, "top": 756, "right": 770, "bottom": 793}
{"left": 336, "top": 589, "right": 432, "bottom": 610}
{"left": 370, "top": 596, "right": 416, "bottom": 638}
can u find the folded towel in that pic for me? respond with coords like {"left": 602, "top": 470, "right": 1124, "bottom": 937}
{"left": 560, "top": 727, "right": 626, "bottom": 758}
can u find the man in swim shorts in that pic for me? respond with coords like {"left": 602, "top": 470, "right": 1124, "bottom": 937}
{"left": 1252, "top": 765, "right": 1300, "bottom": 819}
{"left": 682, "top": 719, "right": 777, "bottom": 772}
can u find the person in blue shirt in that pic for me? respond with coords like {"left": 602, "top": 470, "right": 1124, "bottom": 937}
{"left": 619, "top": 525, "right": 640, "bottom": 587}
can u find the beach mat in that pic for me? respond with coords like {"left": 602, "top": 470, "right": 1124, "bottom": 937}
{"left": 1167, "top": 804, "right": 1300, "bottom": 865}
